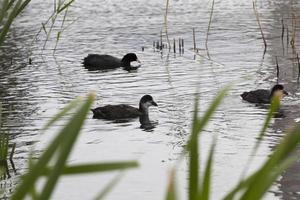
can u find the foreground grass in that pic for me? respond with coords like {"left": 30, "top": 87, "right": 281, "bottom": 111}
{"left": 11, "top": 94, "right": 138, "bottom": 200}
{"left": 6, "top": 88, "right": 299, "bottom": 200}
{"left": 2, "top": 1, "right": 300, "bottom": 199}
{"left": 165, "top": 88, "right": 300, "bottom": 200}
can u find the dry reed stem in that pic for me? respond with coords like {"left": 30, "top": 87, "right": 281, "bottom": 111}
{"left": 164, "top": 0, "right": 171, "bottom": 50}
{"left": 291, "top": 14, "right": 296, "bottom": 49}
{"left": 173, "top": 38, "right": 176, "bottom": 53}
{"left": 276, "top": 56, "right": 279, "bottom": 83}
{"left": 193, "top": 28, "right": 196, "bottom": 51}
{"left": 205, "top": 0, "right": 215, "bottom": 59}
{"left": 287, "top": 26, "right": 289, "bottom": 48}
{"left": 252, "top": 1, "right": 267, "bottom": 54}
{"left": 178, "top": 38, "right": 181, "bottom": 54}
{"left": 160, "top": 30, "right": 163, "bottom": 50}
{"left": 297, "top": 54, "right": 300, "bottom": 79}
{"left": 281, "top": 17, "right": 285, "bottom": 41}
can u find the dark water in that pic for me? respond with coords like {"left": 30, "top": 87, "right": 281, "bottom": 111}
{"left": 1, "top": 0, "right": 300, "bottom": 199}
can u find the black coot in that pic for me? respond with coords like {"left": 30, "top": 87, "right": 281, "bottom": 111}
{"left": 91, "top": 95, "right": 157, "bottom": 125}
{"left": 241, "top": 84, "right": 288, "bottom": 104}
{"left": 83, "top": 53, "right": 140, "bottom": 71}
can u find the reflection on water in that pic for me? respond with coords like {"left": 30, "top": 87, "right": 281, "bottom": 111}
{"left": 1, "top": 0, "right": 300, "bottom": 199}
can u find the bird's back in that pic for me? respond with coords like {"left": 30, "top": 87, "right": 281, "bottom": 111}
{"left": 91, "top": 104, "right": 141, "bottom": 119}
{"left": 83, "top": 54, "right": 121, "bottom": 69}
{"left": 241, "top": 89, "right": 270, "bottom": 103}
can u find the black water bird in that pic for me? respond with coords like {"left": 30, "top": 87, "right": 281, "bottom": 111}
{"left": 83, "top": 53, "right": 140, "bottom": 71}
{"left": 241, "top": 84, "right": 288, "bottom": 104}
{"left": 91, "top": 95, "right": 157, "bottom": 125}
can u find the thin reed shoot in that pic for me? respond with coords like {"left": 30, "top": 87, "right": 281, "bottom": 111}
{"left": 252, "top": 0, "right": 267, "bottom": 54}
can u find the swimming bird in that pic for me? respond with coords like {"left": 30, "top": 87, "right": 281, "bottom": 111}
{"left": 91, "top": 95, "right": 157, "bottom": 125}
{"left": 241, "top": 84, "right": 288, "bottom": 104}
{"left": 83, "top": 53, "right": 140, "bottom": 71}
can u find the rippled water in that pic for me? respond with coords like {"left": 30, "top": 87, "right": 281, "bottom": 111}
{"left": 1, "top": 0, "right": 300, "bottom": 199}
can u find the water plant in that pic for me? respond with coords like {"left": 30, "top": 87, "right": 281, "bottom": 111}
{"left": 205, "top": 0, "right": 215, "bottom": 59}
{"left": 10, "top": 94, "right": 138, "bottom": 200}
{"left": 5, "top": 87, "right": 299, "bottom": 200}
{"left": 0, "top": 0, "right": 31, "bottom": 46}
{"left": 252, "top": 0, "right": 267, "bottom": 54}
{"left": 165, "top": 88, "right": 300, "bottom": 200}
{"left": 0, "top": 103, "right": 16, "bottom": 179}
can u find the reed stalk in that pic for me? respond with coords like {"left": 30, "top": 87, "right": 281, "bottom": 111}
{"left": 193, "top": 28, "right": 196, "bottom": 51}
{"left": 164, "top": 0, "right": 171, "bottom": 50}
{"left": 205, "top": 0, "right": 215, "bottom": 58}
{"left": 252, "top": 1, "right": 267, "bottom": 54}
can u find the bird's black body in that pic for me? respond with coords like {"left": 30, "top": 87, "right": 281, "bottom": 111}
{"left": 241, "top": 84, "right": 287, "bottom": 104}
{"left": 241, "top": 89, "right": 270, "bottom": 104}
{"left": 91, "top": 95, "right": 157, "bottom": 124}
{"left": 91, "top": 104, "right": 141, "bottom": 120}
{"left": 83, "top": 53, "right": 140, "bottom": 71}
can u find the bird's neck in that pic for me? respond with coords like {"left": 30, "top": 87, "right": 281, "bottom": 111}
{"left": 139, "top": 104, "right": 150, "bottom": 124}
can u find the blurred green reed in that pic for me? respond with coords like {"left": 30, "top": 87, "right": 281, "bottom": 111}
{"left": 11, "top": 94, "right": 138, "bottom": 200}
{"left": 0, "top": 0, "right": 31, "bottom": 46}
{"left": 2, "top": 1, "right": 300, "bottom": 199}
{"left": 165, "top": 87, "right": 300, "bottom": 200}
{"left": 0, "top": 103, "right": 16, "bottom": 178}
{"left": 11, "top": 88, "right": 299, "bottom": 200}
{"left": 0, "top": 0, "right": 76, "bottom": 53}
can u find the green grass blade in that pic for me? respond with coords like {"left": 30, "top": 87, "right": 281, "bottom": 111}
{"left": 43, "top": 97, "right": 80, "bottom": 130}
{"left": 11, "top": 97, "right": 87, "bottom": 200}
{"left": 188, "top": 95, "right": 200, "bottom": 200}
{"left": 0, "top": 0, "right": 9, "bottom": 25}
{"left": 223, "top": 178, "right": 252, "bottom": 200}
{"left": 42, "top": 13, "right": 58, "bottom": 50}
{"left": 53, "top": 7, "right": 68, "bottom": 53}
{"left": 94, "top": 174, "right": 124, "bottom": 200}
{"left": 199, "top": 139, "right": 216, "bottom": 200}
{"left": 187, "top": 86, "right": 229, "bottom": 200}
{"left": 240, "top": 123, "right": 300, "bottom": 200}
{"left": 41, "top": 23, "right": 47, "bottom": 34}
{"left": 30, "top": 185, "right": 38, "bottom": 200}
{"left": 42, "top": 162, "right": 138, "bottom": 175}
{"left": 186, "top": 86, "right": 230, "bottom": 152}
{"left": 11, "top": 123, "right": 70, "bottom": 199}
{"left": 0, "top": 102, "right": 2, "bottom": 127}
{"left": 253, "top": 96, "right": 280, "bottom": 151}
{"left": 7, "top": 0, "right": 16, "bottom": 9}
{"left": 57, "top": 0, "right": 74, "bottom": 14}
{"left": 0, "top": 0, "right": 23, "bottom": 46}
{"left": 165, "top": 169, "right": 177, "bottom": 200}
{"left": 15, "top": 0, "right": 31, "bottom": 16}
{"left": 38, "top": 94, "right": 94, "bottom": 200}
{"left": 0, "top": 134, "right": 8, "bottom": 161}
{"left": 240, "top": 153, "right": 300, "bottom": 200}
{"left": 11, "top": 126, "right": 67, "bottom": 200}
{"left": 239, "top": 96, "right": 280, "bottom": 179}
{"left": 223, "top": 123, "right": 300, "bottom": 200}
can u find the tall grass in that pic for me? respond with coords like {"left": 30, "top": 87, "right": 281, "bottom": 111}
{"left": 205, "top": 0, "right": 215, "bottom": 59}
{"left": 0, "top": 0, "right": 31, "bottom": 46}
{"left": 0, "top": 88, "right": 299, "bottom": 200}
{"left": 0, "top": 103, "right": 16, "bottom": 179}
{"left": 164, "top": 0, "right": 171, "bottom": 50}
{"left": 33, "top": 0, "right": 76, "bottom": 53}
{"left": 2, "top": 1, "right": 300, "bottom": 199}
{"left": 11, "top": 94, "right": 138, "bottom": 200}
{"left": 0, "top": 0, "right": 76, "bottom": 54}
{"left": 252, "top": 0, "right": 267, "bottom": 54}
{"left": 165, "top": 88, "right": 300, "bottom": 200}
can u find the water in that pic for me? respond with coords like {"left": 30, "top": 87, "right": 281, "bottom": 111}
{"left": 1, "top": 0, "right": 300, "bottom": 199}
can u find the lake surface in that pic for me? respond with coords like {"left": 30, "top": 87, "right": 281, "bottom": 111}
{"left": 1, "top": 0, "right": 300, "bottom": 199}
